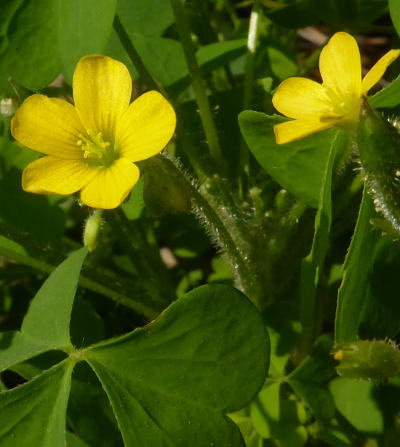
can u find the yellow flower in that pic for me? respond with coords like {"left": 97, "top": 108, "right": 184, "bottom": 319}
{"left": 272, "top": 32, "right": 400, "bottom": 144}
{"left": 11, "top": 55, "right": 176, "bottom": 209}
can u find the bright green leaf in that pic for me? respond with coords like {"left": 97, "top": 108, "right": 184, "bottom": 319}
{"left": 197, "top": 39, "right": 247, "bottom": 74}
{"left": 0, "top": 359, "right": 74, "bottom": 446}
{"left": 117, "top": 0, "right": 174, "bottom": 37}
{"left": 238, "top": 112, "right": 336, "bottom": 209}
{"left": 250, "top": 381, "right": 307, "bottom": 446}
{"left": 57, "top": 0, "right": 117, "bottom": 83}
{"left": 390, "top": 0, "right": 400, "bottom": 38}
{"left": 369, "top": 75, "right": 400, "bottom": 109}
{"left": 66, "top": 432, "right": 91, "bottom": 447}
{"left": 0, "top": 248, "right": 87, "bottom": 372}
{"left": 330, "top": 377, "right": 384, "bottom": 434}
{"left": 135, "top": 36, "right": 187, "bottom": 87}
{"left": 265, "top": 46, "right": 298, "bottom": 81}
{"left": 86, "top": 284, "right": 269, "bottom": 447}
{"left": 122, "top": 177, "right": 145, "bottom": 220}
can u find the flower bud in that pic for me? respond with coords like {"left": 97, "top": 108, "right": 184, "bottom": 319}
{"left": 83, "top": 210, "right": 103, "bottom": 252}
{"left": 334, "top": 340, "right": 400, "bottom": 382}
{"left": 1, "top": 97, "right": 18, "bottom": 118}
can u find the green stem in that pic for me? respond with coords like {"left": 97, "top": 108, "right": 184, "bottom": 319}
{"left": 113, "top": 15, "right": 159, "bottom": 91}
{"left": 242, "top": 0, "right": 261, "bottom": 111}
{"left": 113, "top": 13, "right": 208, "bottom": 180}
{"left": 0, "top": 242, "right": 158, "bottom": 319}
{"left": 0, "top": 117, "right": 10, "bottom": 175}
{"left": 109, "top": 209, "right": 175, "bottom": 307}
{"left": 295, "top": 132, "right": 341, "bottom": 362}
{"left": 239, "top": 0, "right": 261, "bottom": 193}
{"left": 155, "top": 154, "right": 264, "bottom": 306}
{"left": 169, "top": 0, "right": 224, "bottom": 166}
{"left": 223, "top": 0, "right": 240, "bottom": 29}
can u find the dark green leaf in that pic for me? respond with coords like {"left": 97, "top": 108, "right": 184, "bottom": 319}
{"left": 334, "top": 189, "right": 380, "bottom": 342}
{"left": 358, "top": 238, "right": 400, "bottom": 339}
{"left": 68, "top": 363, "right": 122, "bottom": 447}
{"left": 288, "top": 336, "right": 336, "bottom": 421}
{"left": 299, "top": 132, "right": 344, "bottom": 336}
{"left": 0, "top": 166, "right": 65, "bottom": 246}
{"left": 390, "top": 0, "right": 400, "bottom": 38}
{"left": 239, "top": 111, "right": 336, "bottom": 208}
{"left": 358, "top": 104, "right": 400, "bottom": 234}
{"left": 0, "top": 359, "right": 74, "bottom": 446}
{"left": 0, "top": 0, "right": 62, "bottom": 92}
{"left": 86, "top": 284, "right": 269, "bottom": 447}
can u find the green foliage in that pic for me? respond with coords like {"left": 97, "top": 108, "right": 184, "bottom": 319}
{"left": 288, "top": 336, "right": 336, "bottom": 422}
{"left": 58, "top": 0, "right": 118, "bottom": 83}
{"left": 0, "top": 248, "right": 87, "bottom": 372}
{"left": 2, "top": 1, "right": 400, "bottom": 445}
{"left": 0, "top": 360, "right": 74, "bottom": 446}
{"left": 335, "top": 340, "right": 400, "bottom": 381}
{"left": 358, "top": 104, "right": 400, "bottom": 235}
{"left": 0, "top": 252, "right": 269, "bottom": 446}
{"left": 330, "top": 378, "right": 384, "bottom": 434}
{"left": 334, "top": 189, "right": 379, "bottom": 342}
{"left": 0, "top": 0, "right": 62, "bottom": 91}
{"left": 239, "top": 112, "right": 336, "bottom": 209}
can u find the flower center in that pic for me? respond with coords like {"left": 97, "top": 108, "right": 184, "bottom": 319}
{"left": 325, "top": 87, "right": 360, "bottom": 117}
{"left": 77, "top": 131, "right": 118, "bottom": 167}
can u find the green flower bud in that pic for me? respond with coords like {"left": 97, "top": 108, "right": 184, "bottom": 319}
{"left": 334, "top": 340, "right": 400, "bottom": 382}
{"left": 83, "top": 210, "right": 103, "bottom": 252}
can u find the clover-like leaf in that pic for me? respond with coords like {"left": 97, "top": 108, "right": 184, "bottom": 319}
{"left": 86, "top": 284, "right": 269, "bottom": 447}
{"left": 0, "top": 359, "right": 74, "bottom": 447}
{"left": 239, "top": 111, "right": 336, "bottom": 209}
{"left": 0, "top": 248, "right": 88, "bottom": 372}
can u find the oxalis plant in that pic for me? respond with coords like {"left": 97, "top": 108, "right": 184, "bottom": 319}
{"left": 3, "top": 1, "right": 400, "bottom": 447}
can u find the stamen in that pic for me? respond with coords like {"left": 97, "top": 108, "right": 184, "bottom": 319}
{"left": 76, "top": 131, "right": 117, "bottom": 167}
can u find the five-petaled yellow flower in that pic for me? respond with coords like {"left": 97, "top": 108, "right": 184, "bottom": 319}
{"left": 11, "top": 55, "right": 176, "bottom": 209}
{"left": 272, "top": 32, "right": 400, "bottom": 144}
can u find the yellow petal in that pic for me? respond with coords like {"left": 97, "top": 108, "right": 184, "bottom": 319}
{"left": 361, "top": 49, "right": 400, "bottom": 95}
{"left": 116, "top": 91, "right": 176, "bottom": 162}
{"left": 11, "top": 95, "right": 85, "bottom": 159}
{"left": 73, "top": 55, "right": 132, "bottom": 139}
{"left": 22, "top": 156, "right": 96, "bottom": 194}
{"left": 272, "top": 77, "right": 334, "bottom": 119}
{"left": 80, "top": 158, "right": 140, "bottom": 209}
{"left": 319, "top": 32, "right": 362, "bottom": 107}
{"left": 274, "top": 119, "right": 334, "bottom": 144}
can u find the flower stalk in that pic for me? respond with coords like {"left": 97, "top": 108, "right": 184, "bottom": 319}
{"left": 169, "top": 0, "right": 224, "bottom": 166}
